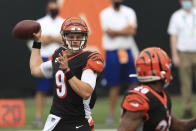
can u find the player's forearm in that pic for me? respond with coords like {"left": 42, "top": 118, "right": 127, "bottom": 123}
{"left": 170, "top": 35, "right": 178, "bottom": 57}
{"left": 30, "top": 49, "right": 44, "bottom": 77}
{"left": 170, "top": 115, "right": 196, "bottom": 131}
{"left": 185, "top": 118, "right": 196, "bottom": 131}
{"left": 68, "top": 76, "right": 93, "bottom": 99}
{"left": 118, "top": 126, "right": 129, "bottom": 131}
{"left": 118, "top": 111, "right": 143, "bottom": 131}
{"left": 118, "top": 121, "right": 137, "bottom": 131}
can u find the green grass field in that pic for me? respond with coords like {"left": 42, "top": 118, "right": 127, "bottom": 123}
{"left": 0, "top": 95, "right": 196, "bottom": 131}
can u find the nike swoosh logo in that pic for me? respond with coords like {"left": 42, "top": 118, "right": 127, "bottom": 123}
{"left": 96, "top": 61, "right": 102, "bottom": 64}
{"left": 130, "top": 103, "right": 139, "bottom": 107}
{"left": 76, "top": 125, "right": 83, "bottom": 129}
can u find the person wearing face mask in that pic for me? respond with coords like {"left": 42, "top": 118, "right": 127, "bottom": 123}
{"left": 100, "top": 0, "right": 139, "bottom": 125}
{"left": 168, "top": 0, "right": 196, "bottom": 119}
{"left": 26, "top": 0, "right": 64, "bottom": 128}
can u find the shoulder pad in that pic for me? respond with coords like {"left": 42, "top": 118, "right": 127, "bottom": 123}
{"left": 122, "top": 93, "right": 149, "bottom": 112}
{"left": 83, "top": 53, "right": 104, "bottom": 73}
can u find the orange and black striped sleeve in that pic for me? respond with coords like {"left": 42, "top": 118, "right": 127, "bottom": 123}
{"left": 82, "top": 52, "right": 104, "bottom": 73}
{"left": 122, "top": 92, "right": 150, "bottom": 120}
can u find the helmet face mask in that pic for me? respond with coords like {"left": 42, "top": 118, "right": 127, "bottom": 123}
{"left": 60, "top": 17, "right": 89, "bottom": 52}
{"left": 135, "top": 47, "right": 172, "bottom": 88}
{"left": 61, "top": 32, "right": 88, "bottom": 51}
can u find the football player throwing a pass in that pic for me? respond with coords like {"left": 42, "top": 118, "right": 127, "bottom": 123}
{"left": 30, "top": 17, "right": 104, "bottom": 131}
{"left": 118, "top": 47, "right": 196, "bottom": 131}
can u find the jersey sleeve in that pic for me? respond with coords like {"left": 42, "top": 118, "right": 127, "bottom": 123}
{"left": 83, "top": 53, "right": 104, "bottom": 73}
{"left": 122, "top": 93, "right": 150, "bottom": 120}
{"left": 40, "top": 60, "right": 53, "bottom": 78}
{"left": 81, "top": 69, "right": 97, "bottom": 90}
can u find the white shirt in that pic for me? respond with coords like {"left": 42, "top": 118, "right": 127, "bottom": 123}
{"left": 168, "top": 8, "right": 196, "bottom": 52}
{"left": 100, "top": 5, "right": 137, "bottom": 51}
{"left": 37, "top": 15, "right": 64, "bottom": 57}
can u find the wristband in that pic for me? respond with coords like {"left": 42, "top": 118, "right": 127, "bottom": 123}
{"left": 63, "top": 67, "right": 73, "bottom": 80}
{"left": 32, "top": 40, "right": 41, "bottom": 49}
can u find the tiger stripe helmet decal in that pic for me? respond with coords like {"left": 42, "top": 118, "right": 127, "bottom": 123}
{"left": 135, "top": 47, "right": 172, "bottom": 87}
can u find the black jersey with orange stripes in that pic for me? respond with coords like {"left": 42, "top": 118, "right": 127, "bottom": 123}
{"left": 121, "top": 85, "right": 172, "bottom": 131}
{"left": 50, "top": 47, "right": 104, "bottom": 123}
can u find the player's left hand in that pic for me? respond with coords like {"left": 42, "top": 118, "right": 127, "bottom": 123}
{"left": 57, "top": 50, "right": 69, "bottom": 70}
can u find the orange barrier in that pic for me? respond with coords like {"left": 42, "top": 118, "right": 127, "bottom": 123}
{"left": 0, "top": 99, "right": 25, "bottom": 127}
{"left": 59, "top": 0, "right": 110, "bottom": 55}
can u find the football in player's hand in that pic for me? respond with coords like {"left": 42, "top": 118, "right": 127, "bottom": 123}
{"left": 12, "top": 20, "right": 41, "bottom": 40}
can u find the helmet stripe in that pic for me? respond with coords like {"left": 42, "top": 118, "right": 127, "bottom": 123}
{"left": 156, "top": 51, "right": 163, "bottom": 71}
{"left": 138, "top": 56, "right": 145, "bottom": 63}
{"left": 159, "top": 49, "right": 167, "bottom": 61}
{"left": 144, "top": 51, "right": 155, "bottom": 76}
{"left": 65, "top": 23, "right": 87, "bottom": 29}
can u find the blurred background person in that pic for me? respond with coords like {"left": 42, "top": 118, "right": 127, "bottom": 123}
{"left": 26, "top": 0, "right": 64, "bottom": 128}
{"left": 100, "top": 0, "right": 138, "bottom": 125}
{"left": 168, "top": 0, "right": 196, "bottom": 119}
